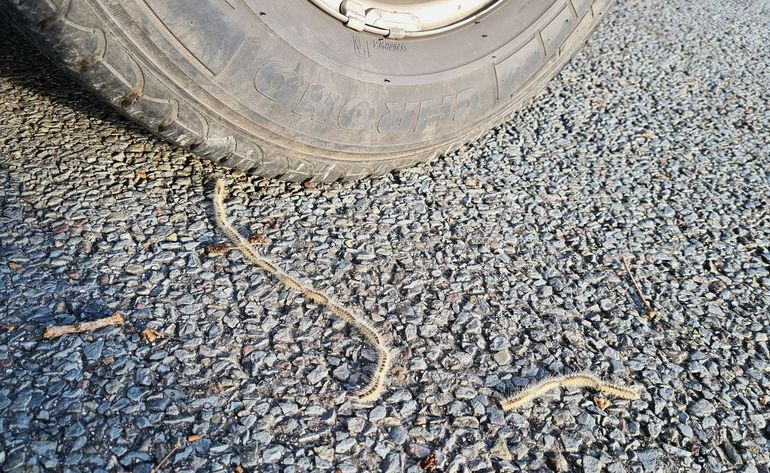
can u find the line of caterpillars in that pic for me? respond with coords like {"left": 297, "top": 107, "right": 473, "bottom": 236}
{"left": 209, "top": 179, "right": 639, "bottom": 408}
{"left": 212, "top": 179, "right": 390, "bottom": 404}
{"left": 498, "top": 372, "right": 639, "bottom": 411}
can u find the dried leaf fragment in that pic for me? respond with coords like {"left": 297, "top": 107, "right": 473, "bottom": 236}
{"left": 52, "top": 223, "right": 69, "bottom": 234}
{"left": 593, "top": 396, "right": 610, "bottom": 410}
{"left": 8, "top": 262, "right": 23, "bottom": 272}
{"left": 420, "top": 452, "right": 439, "bottom": 472}
{"left": 142, "top": 328, "right": 167, "bottom": 343}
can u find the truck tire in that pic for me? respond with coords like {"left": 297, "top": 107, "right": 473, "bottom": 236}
{"left": 3, "top": 0, "right": 613, "bottom": 182}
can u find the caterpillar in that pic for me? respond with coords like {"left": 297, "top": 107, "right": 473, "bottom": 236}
{"left": 212, "top": 179, "right": 391, "bottom": 404}
{"left": 498, "top": 372, "right": 640, "bottom": 411}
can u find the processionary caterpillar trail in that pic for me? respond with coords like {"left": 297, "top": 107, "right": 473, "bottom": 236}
{"left": 499, "top": 372, "right": 639, "bottom": 411}
{"left": 212, "top": 179, "right": 391, "bottom": 404}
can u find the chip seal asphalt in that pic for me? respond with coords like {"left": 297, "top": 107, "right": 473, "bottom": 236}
{"left": 0, "top": 0, "right": 769, "bottom": 472}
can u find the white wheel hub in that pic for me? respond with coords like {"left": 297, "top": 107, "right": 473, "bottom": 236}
{"left": 308, "top": 0, "right": 503, "bottom": 38}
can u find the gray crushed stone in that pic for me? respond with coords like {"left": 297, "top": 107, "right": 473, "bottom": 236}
{"left": 1, "top": 0, "right": 769, "bottom": 472}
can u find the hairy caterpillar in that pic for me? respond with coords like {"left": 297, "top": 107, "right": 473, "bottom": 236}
{"left": 212, "top": 179, "right": 391, "bottom": 404}
{"left": 499, "top": 372, "right": 639, "bottom": 411}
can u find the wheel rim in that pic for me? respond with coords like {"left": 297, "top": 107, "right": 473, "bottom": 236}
{"left": 307, "top": 0, "right": 506, "bottom": 38}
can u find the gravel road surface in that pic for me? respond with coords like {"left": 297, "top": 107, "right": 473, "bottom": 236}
{"left": 1, "top": 0, "right": 769, "bottom": 472}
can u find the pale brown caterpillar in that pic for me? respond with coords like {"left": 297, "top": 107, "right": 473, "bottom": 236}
{"left": 499, "top": 372, "right": 640, "bottom": 411}
{"left": 212, "top": 179, "right": 391, "bottom": 404}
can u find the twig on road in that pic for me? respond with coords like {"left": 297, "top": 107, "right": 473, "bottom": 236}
{"left": 42, "top": 312, "right": 124, "bottom": 339}
{"left": 622, "top": 256, "right": 659, "bottom": 319}
{"left": 203, "top": 234, "right": 266, "bottom": 256}
{"left": 151, "top": 438, "right": 181, "bottom": 473}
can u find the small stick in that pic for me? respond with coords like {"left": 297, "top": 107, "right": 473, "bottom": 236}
{"left": 204, "top": 234, "right": 266, "bottom": 256}
{"left": 622, "top": 256, "right": 659, "bottom": 319}
{"left": 151, "top": 438, "right": 181, "bottom": 473}
{"left": 42, "top": 312, "right": 124, "bottom": 339}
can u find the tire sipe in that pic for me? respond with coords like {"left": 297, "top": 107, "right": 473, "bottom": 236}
{"left": 3, "top": 0, "right": 613, "bottom": 182}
